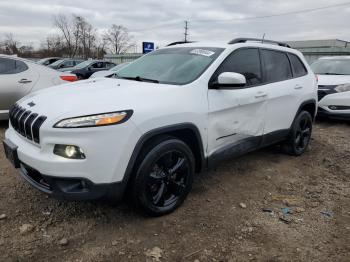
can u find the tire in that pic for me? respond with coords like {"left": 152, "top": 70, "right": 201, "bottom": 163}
{"left": 131, "top": 137, "right": 195, "bottom": 216}
{"left": 283, "top": 110, "right": 313, "bottom": 156}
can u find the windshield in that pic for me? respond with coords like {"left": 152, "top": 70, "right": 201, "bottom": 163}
{"left": 50, "top": 59, "right": 64, "bottom": 67}
{"left": 111, "top": 63, "right": 130, "bottom": 72}
{"left": 74, "top": 60, "right": 93, "bottom": 69}
{"left": 116, "top": 47, "right": 224, "bottom": 85}
{"left": 311, "top": 59, "right": 350, "bottom": 75}
{"left": 37, "top": 58, "right": 49, "bottom": 65}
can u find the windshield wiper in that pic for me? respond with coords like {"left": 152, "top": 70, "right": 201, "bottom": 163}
{"left": 118, "top": 75, "right": 159, "bottom": 83}
{"left": 320, "top": 73, "right": 347, "bottom": 75}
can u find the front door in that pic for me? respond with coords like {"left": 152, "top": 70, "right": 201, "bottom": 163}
{"left": 0, "top": 58, "right": 37, "bottom": 112}
{"left": 207, "top": 48, "right": 268, "bottom": 163}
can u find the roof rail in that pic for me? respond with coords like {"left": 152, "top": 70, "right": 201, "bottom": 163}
{"left": 166, "top": 41, "right": 195, "bottom": 47}
{"left": 228, "top": 38, "right": 291, "bottom": 48}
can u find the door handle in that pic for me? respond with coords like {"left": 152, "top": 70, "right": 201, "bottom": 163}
{"left": 255, "top": 92, "right": 267, "bottom": 98}
{"left": 18, "top": 79, "right": 32, "bottom": 84}
{"left": 294, "top": 85, "right": 303, "bottom": 90}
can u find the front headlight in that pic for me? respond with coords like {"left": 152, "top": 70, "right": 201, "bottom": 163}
{"left": 335, "top": 84, "right": 350, "bottom": 93}
{"left": 54, "top": 110, "right": 133, "bottom": 128}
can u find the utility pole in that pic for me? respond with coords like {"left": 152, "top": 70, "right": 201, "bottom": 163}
{"left": 184, "top": 21, "right": 189, "bottom": 42}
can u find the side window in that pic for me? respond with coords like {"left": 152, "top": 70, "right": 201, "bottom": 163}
{"left": 0, "top": 58, "right": 27, "bottom": 74}
{"left": 92, "top": 62, "right": 103, "bottom": 69}
{"left": 106, "top": 63, "right": 115, "bottom": 69}
{"left": 64, "top": 61, "right": 74, "bottom": 67}
{"left": 261, "top": 50, "right": 292, "bottom": 82}
{"left": 212, "top": 48, "right": 262, "bottom": 86}
{"left": 289, "top": 54, "right": 307, "bottom": 78}
{"left": 0, "top": 58, "right": 16, "bottom": 74}
{"left": 14, "top": 60, "right": 28, "bottom": 73}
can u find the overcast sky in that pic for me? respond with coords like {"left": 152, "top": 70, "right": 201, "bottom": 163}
{"left": 1, "top": 0, "right": 350, "bottom": 51}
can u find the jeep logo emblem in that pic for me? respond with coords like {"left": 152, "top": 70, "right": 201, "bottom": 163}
{"left": 27, "top": 102, "right": 35, "bottom": 107}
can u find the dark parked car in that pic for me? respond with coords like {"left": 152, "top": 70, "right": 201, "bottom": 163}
{"left": 37, "top": 57, "right": 61, "bottom": 66}
{"left": 49, "top": 59, "right": 85, "bottom": 70}
{"left": 60, "top": 60, "right": 116, "bottom": 79}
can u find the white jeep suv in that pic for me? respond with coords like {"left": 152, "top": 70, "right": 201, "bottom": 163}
{"left": 3, "top": 38, "right": 317, "bottom": 216}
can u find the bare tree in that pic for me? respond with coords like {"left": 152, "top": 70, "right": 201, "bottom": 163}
{"left": 103, "top": 24, "right": 134, "bottom": 54}
{"left": 39, "top": 34, "right": 65, "bottom": 57}
{"left": 53, "top": 14, "right": 80, "bottom": 57}
{"left": 3, "top": 33, "right": 20, "bottom": 54}
{"left": 75, "top": 15, "right": 96, "bottom": 59}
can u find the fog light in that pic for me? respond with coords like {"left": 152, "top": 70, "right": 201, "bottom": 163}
{"left": 54, "top": 145, "right": 86, "bottom": 159}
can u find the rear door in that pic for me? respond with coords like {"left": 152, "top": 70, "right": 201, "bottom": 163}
{"left": 207, "top": 48, "right": 268, "bottom": 159}
{"left": 260, "top": 49, "right": 298, "bottom": 140}
{"left": 0, "top": 58, "right": 37, "bottom": 111}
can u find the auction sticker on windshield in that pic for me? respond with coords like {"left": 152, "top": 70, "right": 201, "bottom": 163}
{"left": 190, "top": 49, "right": 215, "bottom": 57}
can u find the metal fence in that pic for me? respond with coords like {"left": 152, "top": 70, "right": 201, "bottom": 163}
{"left": 104, "top": 53, "right": 142, "bottom": 64}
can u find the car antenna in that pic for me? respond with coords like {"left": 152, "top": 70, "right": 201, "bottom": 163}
{"left": 262, "top": 33, "right": 266, "bottom": 44}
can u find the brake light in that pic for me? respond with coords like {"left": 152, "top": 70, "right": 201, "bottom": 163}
{"left": 60, "top": 75, "right": 78, "bottom": 82}
{"left": 315, "top": 74, "right": 319, "bottom": 83}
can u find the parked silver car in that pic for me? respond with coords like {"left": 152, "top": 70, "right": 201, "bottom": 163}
{"left": 0, "top": 55, "right": 77, "bottom": 120}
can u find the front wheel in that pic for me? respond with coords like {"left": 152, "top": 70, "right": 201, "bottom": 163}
{"left": 131, "top": 138, "right": 195, "bottom": 216}
{"left": 283, "top": 110, "right": 313, "bottom": 156}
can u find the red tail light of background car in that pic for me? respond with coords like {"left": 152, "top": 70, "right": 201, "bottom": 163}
{"left": 60, "top": 75, "right": 78, "bottom": 82}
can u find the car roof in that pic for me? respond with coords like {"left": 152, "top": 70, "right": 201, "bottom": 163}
{"left": 164, "top": 41, "right": 301, "bottom": 56}
{"left": 0, "top": 54, "right": 34, "bottom": 63}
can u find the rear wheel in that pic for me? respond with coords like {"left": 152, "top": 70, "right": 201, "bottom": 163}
{"left": 131, "top": 137, "right": 195, "bottom": 216}
{"left": 283, "top": 111, "right": 313, "bottom": 156}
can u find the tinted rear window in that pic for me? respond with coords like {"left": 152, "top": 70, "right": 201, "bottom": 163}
{"left": 0, "top": 58, "right": 28, "bottom": 74}
{"left": 261, "top": 50, "right": 292, "bottom": 82}
{"left": 289, "top": 54, "right": 307, "bottom": 77}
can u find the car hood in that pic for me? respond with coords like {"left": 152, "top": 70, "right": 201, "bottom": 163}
{"left": 317, "top": 74, "right": 350, "bottom": 86}
{"left": 90, "top": 70, "right": 113, "bottom": 78}
{"left": 59, "top": 67, "right": 76, "bottom": 72}
{"left": 17, "top": 78, "right": 184, "bottom": 122}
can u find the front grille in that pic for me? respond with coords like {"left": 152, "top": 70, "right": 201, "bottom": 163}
{"left": 318, "top": 85, "right": 337, "bottom": 101}
{"left": 318, "top": 90, "right": 328, "bottom": 101}
{"left": 9, "top": 104, "right": 47, "bottom": 144}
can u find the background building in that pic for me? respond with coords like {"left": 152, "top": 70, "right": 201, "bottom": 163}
{"left": 287, "top": 39, "right": 350, "bottom": 64}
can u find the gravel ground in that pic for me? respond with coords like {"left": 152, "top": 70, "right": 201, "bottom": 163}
{"left": 0, "top": 120, "right": 349, "bottom": 262}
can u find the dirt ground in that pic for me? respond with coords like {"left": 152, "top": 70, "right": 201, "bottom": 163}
{"left": 0, "top": 120, "right": 349, "bottom": 262}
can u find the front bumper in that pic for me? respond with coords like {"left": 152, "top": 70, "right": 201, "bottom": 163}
{"left": 18, "top": 162, "right": 125, "bottom": 200}
{"left": 317, "top": 107, "right": 350, "bottom": 121}
{"left": 4, "top": 119, "right": 140, "bottom": 184}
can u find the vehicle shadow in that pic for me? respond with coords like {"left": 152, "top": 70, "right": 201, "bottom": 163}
{"left": 316, "top": 117, "right": 350, "bottom": 126}
{"left": 0, "top": 120, "right": 8, "bottom": 129}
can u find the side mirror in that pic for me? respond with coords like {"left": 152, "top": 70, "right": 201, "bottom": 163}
{"left": 211, "top": 72, "right": 246, "bottom": 89}
{"left": 88, "top": 67, "right": 92, "bottom": 71}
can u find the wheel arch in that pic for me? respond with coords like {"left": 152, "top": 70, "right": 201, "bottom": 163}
{"left": 121, "top": 123, "right": 206, "bottom": 191}
{"left": 296, "top": 99, "right": 317, "bottom": 120}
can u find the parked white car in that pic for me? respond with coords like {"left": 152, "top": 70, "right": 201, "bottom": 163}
{"left": 0, "top": 55, "right": 77, "bottom": 120}
{"left": 3, "top": 38, "right": 317, "bottom": 215}
{"left": 89, "top": 62, "right": 131, "bottom": 78}
{"left": 311, "top": 56, "right": 350, "bottom": 120}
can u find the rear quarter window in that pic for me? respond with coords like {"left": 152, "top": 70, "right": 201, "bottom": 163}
{"left": 0, "top": 58, "right": 28, "bottom": 74}
{"left": 261, "top": 49, "right": 292, "bottom": 83}
{"left": 288, "top": 54, "right": 308, "bottom": 77}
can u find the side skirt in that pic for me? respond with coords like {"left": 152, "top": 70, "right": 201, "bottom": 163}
{"left": 207, "top": 129, "right": 289, "bottom": 169}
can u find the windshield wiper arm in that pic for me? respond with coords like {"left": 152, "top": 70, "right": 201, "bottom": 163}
{"left": 321, "top": 73, "right": 346, "bottom": 75}
{"left": 119, "top": 76, "right": 159, "bottom": 83}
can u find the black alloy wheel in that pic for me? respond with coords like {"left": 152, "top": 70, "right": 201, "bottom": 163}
{"left": 294, "top": 114, "right": 312, "bottom": 153}
{"left": 284, "top": 111, "right": 313, "bottom": 156}
{"left": 132, "top": 137, "right": 195, "bottom": 216}
{"left": 147, "top": 151, "right": 190, "bottom": 208}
